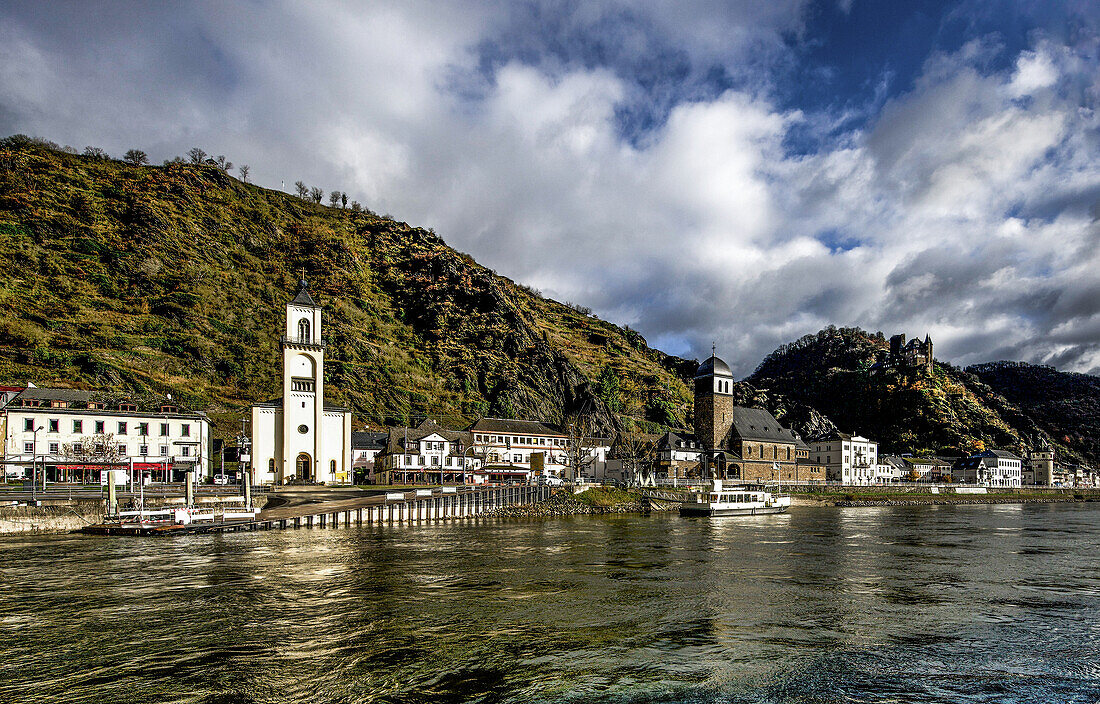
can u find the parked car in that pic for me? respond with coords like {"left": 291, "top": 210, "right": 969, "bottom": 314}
{"left": 537, "top": 475, "right": 564, "bottom": 487}
{"left": 212, "top": 474, "right": 231, "bottom": 485}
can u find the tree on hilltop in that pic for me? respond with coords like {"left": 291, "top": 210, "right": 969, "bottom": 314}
{"left": 295, "top": 181, "right": 308, "bottom": 199}
{"left": 310, "top": 187, "right": 323, "bottom": 203}
{"left": 123, "top": 149, "right": 149, "bottom": 166}
{"left": 187, "top": 147, "right": 207, "bottom": 164}
{"left": 329, "top": 190, "right": 340, "bottom": 207}
{"left": 238, "top": 164, "right": 250, "bottom": 182}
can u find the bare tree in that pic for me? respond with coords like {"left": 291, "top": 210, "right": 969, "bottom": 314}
{"left": 329, "top": 190, "right": 340, "bottom": 207}
{"left": 613, "top": 426, "right": 657, "bottom": 487}
{"left": 295, "top": 181, "right": 309, "bottom": 199}
{"left": 187, "top": 147, "right": 207, "bottom": 164}
{"left": 214, "top": 155, "right": 233, "bottom": 172}
{"left": 561, "top": 412, "right": 598, "bottom": 482}
{"left": 238, "top": 164, "right": 250, "bottom": 182}
{"left": 83, "top": 146, "right": 110, "bottom": 160}
{"left": 63, "top": 433, "right": 123, "bottom": 484}
{"left": 350, "top": 200, "right": 362, "bottom": 213}
{"left": 340, "top": 192, "right": 348, "bottom": 209}
{"left": 310, "top": 187, "right": 323, "bottom": 203}
{"left": 123, "top": 149, "right": 149, "bottom": 166}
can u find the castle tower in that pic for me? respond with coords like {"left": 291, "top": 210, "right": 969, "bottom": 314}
{"left": 693, "top": 351, "right": 734, "bottom": 451}
{"left": 281, "top": 278, "right": 325, "bottom": 482}
{"left": 924, "top": 334, "right": 934, "bottom": 375}
{"left": 1029, "top": 437, "right": 1054, "bottom": 486}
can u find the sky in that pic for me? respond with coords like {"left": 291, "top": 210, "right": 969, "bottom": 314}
{"left": 2, "top": 0, "right": 1099, "bottom": 376}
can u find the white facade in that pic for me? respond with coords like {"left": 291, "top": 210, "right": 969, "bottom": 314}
{"left": 3, "top": 390, "right": 210, "bottom": 481}
{"left": 810, "top": 434, "right": 878, "bottom": 484}
{"left": 469, "top": 422, "right": 610, "bottom": 479}
{"left": 250, "top": 280, "right": 353, "bottom": 485}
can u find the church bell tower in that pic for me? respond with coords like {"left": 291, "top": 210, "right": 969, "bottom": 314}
{"left": 281, "top": 277, "right": 325, "bottom": 482}
{"left": 693, "top": 348, "right": 735, "bottom": 451}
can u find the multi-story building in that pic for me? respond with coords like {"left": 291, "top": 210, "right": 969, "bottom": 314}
{"left": 379, "top": 417, "right": 611, "bottom": 485}
{"left": 352, "top": 431, "right": 389, "bottom": 484}
{"left": 810, "top": 432, "right": 878, "bottom": 484}
{"left": 654, "top": 431, "right": 703, "bottom": 484}
{"left": 952, "top": 450, "right": 1023, "bottom": 487}
{"left": 2, "top": 384, "right": 211, "bottom": 482}
{"left": 250, "top": 279, "right": 353, "bottom": 485}
{"left": 693, "top": 354, "right": 825, "bottom": 483}
{"left": 1025, "top": 440, "right": 1055, "bottom": 485}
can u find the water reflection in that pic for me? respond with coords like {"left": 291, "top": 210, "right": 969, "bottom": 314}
{"left": 1, "top": 505, "right": 1099, "bottom": 703}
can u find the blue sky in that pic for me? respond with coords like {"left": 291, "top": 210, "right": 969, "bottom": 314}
{"left": 2, "top": 0, "right": 1099, "bottom": 376}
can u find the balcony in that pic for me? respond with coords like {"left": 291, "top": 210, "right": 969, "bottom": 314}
{"left": 281, "top": 335, "right": 327, "bottom": 349}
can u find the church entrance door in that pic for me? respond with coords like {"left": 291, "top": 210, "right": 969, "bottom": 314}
{"left": 296, "top": 453, "right": 312, "bottom": 482}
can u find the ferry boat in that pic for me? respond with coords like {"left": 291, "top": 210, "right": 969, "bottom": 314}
{"left": 679, "top": 480, "right": 791, "bottom": 517}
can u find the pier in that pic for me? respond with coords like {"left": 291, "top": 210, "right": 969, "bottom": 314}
{"left": 81, "top": 484, "right": 552, "bottom": 536}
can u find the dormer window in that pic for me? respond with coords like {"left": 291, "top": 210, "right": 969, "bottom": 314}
{"left": 51, "top": 400, "right": 67, "bottom": 408}
{"left": 119, "top": 402, "right": 137, "bottom": 412}
{"left": 88, "top": 401, "right": 104, "bottom": 410}
{"left": 160, "top": 404, "right": 177, "bottom": 414}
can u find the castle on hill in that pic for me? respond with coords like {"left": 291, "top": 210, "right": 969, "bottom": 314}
{"left": 870, "top": 333, "right": 934, "bottom": 375}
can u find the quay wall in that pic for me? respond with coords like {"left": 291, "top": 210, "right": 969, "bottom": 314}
{"left": 0, "top": 494, "right": 268, "bottom": 535}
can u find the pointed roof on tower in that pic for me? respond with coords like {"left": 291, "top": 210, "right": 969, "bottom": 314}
{"left": 291, "top": 276, "right": 320, "bottom": 308}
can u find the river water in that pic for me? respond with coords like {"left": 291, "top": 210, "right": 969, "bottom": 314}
{"left": 2, "top": 503, "right": 1099, "bottom": 703}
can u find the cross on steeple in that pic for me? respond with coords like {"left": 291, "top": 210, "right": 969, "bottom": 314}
{"left": 712, "top": 341, "right": 716, "bottom": 357}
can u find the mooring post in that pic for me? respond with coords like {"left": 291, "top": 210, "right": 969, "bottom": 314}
{"left": 186, "top": 471, "right": 194, "bottom": 508}
{"left": 243, "top": 472, "right": 252, "bottom": 509}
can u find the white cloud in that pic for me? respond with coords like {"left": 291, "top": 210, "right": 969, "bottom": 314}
{"left": 1, "top": 2, "right": 1098, "bottom": 376}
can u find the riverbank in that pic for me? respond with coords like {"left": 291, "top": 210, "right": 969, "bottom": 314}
{"left": 0, "top": 494, "right": 269, "bottom": 535}
{"left": 790, "top": 490, "right": 1100, "bottom": 507}
{"left": 482, "top": 487, "right": 647, "bottom": 518}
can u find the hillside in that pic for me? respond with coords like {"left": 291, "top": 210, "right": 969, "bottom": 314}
{"left": 0, "top": 135, "right": 695, "bottom": 436}
{"left": 747, "top": 326, "right": 1090, "bottom": 462}
{"left": 967, "top": 361, "right": 1100, "bottom": 463}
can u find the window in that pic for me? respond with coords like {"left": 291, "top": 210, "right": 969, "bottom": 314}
{"left": 23, "top": 418, "right": 33, "bottom": 431}
{"left": 49, "top": 442, "right": 59, "bottom": 454}
{"left": 181, "top": 447, "right": 190, "bottom": 457}
{"left": 73, "top": 420, "right": 83, "bottom": 433}
{"left": 118, "top": 444, "right": 127, "bottom": 455}
{"left": 24, "top": 442, "right": 33, "bottom": 453}
{"left": 298, "top": 318, "right": 311, "bottom": 342}
{"left": 431, "top": 456, "right": 439, "bottom": 466}
{"left": 268, "top": 458, "right": 275, "bottom": 473}
{"left": 49, "top": 419, "right": 59, "bottom": 432}
{"left": 160, "top": 445, "right": 169, "bottom": 456}
{"left": 137, "top": 423, "right": 148, "bottom": 436}
{"left": 291, "top": 378, "right": 315, "bottom": 392}
{"left": 182, "top": 424, "right": 190, "bottom": 437}
{"left": 404, "top": 455, "right": 412, "bottom": 466}
{"left": 513, "top": 454, "right": 522, "bottom": 463}
{"left": 160, "top": 423, "right": 168, "bottom": 436}
{"left": 418, "top": 456, "right": 425, "bottom": 466}
{"left": 95, "top": 421, "right": 105, "bottom": 433}
{"left": 139, "top": 445, "right": 149, "bottom": 455}
{"left": 330, "top": 460, "right": 336, "bottom": 475}
{"left": 118, "top": 422, "right": 127, "bottom": 435}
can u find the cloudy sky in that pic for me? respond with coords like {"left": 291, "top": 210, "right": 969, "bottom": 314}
{"left": 3, "top": 1, "right": 1099, "bottom": 376}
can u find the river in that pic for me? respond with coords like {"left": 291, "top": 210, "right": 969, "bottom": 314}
{"left": 2, "top": 503, "right": 1098, "bottom": 703}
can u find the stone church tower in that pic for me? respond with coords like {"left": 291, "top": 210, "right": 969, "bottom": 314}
{"left": 693, "top": 352, "right": 735, "bottom": 450}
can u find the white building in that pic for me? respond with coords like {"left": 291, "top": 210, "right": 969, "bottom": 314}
{"left": 250, "top": 279, "right": 353, "bottom": 485}
{"left": 952, "top": 450, "right": 1023, "bottom": 487}
{"left": 2, "top": 385, "right": 211, "bottom": 482}
{"left": 468, "top": 417, "right": 610, "bottom": 481}
{"left": 381, "top": 419, "right": 483, "bottom": 484}
{"left": 810, "top": 432, "right": 878, "bottom": 484}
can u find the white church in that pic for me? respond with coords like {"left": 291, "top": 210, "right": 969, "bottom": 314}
{"left": 250, "top": 278, "right": 353, "bottom": 484}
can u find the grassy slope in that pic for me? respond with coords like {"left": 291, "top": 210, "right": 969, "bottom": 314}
{"left": 0, "top": 137, "right": 693, "bottom": 438}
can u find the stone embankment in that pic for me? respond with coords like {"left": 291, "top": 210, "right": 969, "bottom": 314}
{"left": 0, "top": 502, "right": 105, "bottom": 535}
{"left": 481, "top": 490, "right": 646, "bottom": 518}
{"left": 821, "top": 496, "right": 1096, "bottom": 508}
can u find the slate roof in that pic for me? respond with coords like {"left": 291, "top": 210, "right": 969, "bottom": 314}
{"left": 656, "top": 431, "right": 702, "bottom": 451}
{"left": 978, "top": 449, "right": 1022, "bottom": 461}
{"left": 290, "top": 278, "right": 320, "bottom": 308}
{"left": 9, "top": 386, "right": 205, "bottom": 417}
{"left": 352, "top": 432, "right": 389, "bottom": 450}
{"left": 726, "top": 407, "right": 800, "bottom": 445}
{"left": 695, "top": 355, "right": 732, "bottom": 378}
{"left": 385, "top": 419, "right": 473, "bottom": 455}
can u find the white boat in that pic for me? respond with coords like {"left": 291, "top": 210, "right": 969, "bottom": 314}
{"left": 679, "top": 480, "right": 791, "bottom": 517}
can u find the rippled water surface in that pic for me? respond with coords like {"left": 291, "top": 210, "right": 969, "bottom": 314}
{"left": 3, "top": 503, "right": 1100, "bottom": 703}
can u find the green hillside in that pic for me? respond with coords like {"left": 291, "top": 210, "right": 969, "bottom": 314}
{"left": 967, "top": 361, "right": 1100, "bottom": 463}
{"left": 748, "top": 326, "right": 1088, "bottom": 462}
{"left": 0, "top": 135, "right": 694, "bottom": 436}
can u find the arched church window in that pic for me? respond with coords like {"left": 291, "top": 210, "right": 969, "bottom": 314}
{"left": 268, "top": 458, "right": 275, "bottom": 473}
{"left": 298, "top": 318, "right": 310, "bottom": 343}
{"left": 330, "top": 459, "right": 337, "bottom": 476}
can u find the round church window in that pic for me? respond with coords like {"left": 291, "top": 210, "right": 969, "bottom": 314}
{"left": 298, "top": 424, "right": 308, "bottom": 434}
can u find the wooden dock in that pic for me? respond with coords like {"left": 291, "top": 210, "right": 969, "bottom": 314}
{"left": 80, "top": 485, "right": 551, "bottom": 536}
